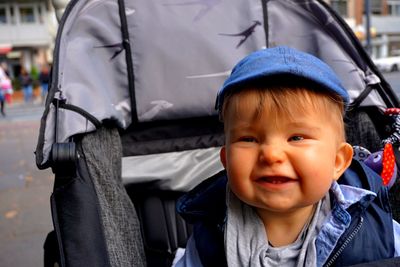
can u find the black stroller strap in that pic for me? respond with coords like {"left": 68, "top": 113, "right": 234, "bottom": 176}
{"left": 348, "top": 85, "right": 374, "bottom": 110}
{"left": 261, "top": 0, "right": 269, "bottom": 46}
{"left": 375, "top": 83, "right": 398, "bottom": 109}
{"left": 52, "top": 99, "right": 102, "bottom": 129}
{"left": 349, "top": 83, "right": 397, "bottom": 111}
{"left": 117, "top": 0, "right": 138, "bottom": 124}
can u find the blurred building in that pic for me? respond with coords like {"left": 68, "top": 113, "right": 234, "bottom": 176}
{"left": 0, "top": 0, "right": 57, "bottom": 78}
{"left": 328, "top": 0, "right": 400, "bottom": 58}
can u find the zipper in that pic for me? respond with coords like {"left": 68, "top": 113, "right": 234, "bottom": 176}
{"left": 324, "top": 216, "right": 364, "bottom": 267}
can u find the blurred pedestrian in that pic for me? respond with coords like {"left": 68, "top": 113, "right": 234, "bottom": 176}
{"left": 19, "top": 67, "right": 33, "bottom": 103}
{"left": 0, "top": 84, "right": 4, "bottom": 116}
{"left": 0, "top": 62, "right": 12, "bottom": 116}
{"left": 39, "top": 64, "right": 50, "bottom": 103}
{"left": 1, "top": 62, "right": 13, "bottom": 104}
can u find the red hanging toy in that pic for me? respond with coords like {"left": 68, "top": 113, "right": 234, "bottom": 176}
{"left": 380, "top": 108, "right": 400, "bottom": 186}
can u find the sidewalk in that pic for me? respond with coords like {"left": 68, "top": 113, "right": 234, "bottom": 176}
{"left": 0, "top": 92, "right": 45, "bottom": 123}
{"left": 0, "top": 106, "right": 54, "bottom": 267}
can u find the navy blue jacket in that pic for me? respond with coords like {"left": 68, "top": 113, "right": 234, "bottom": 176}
{"left": 177, "top": 160, "right": 396, "bottom": 266}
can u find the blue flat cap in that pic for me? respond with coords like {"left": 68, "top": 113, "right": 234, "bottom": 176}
{"left": 216, "top": 46, "right": 349, "bottom": 112}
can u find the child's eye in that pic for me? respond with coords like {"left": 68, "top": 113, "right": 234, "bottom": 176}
{"left": 239, "top": 136, "right": 257, "bottom": 143}
{"left": 289, "top": 135, "right": 304, "bottom": 141}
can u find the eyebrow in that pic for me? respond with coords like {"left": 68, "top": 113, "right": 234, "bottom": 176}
{"left": 286, "top": 121, "right": 323, "bottom": 132}
{"left": 228, "top": 123, "right": 253, "bottom": 133}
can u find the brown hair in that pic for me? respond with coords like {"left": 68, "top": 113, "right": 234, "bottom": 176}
{"left": 221, "top": 86, "right": 346, "bottom": 141}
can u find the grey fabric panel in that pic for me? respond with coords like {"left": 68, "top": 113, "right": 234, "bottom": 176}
{"left": 122, "top": 147, "right": 224, "bottom": 191}
{"left": 58, "top": 0, "right": 130, "bottom": 126}
{"left": 39, "top": 0, "right": 131, "bottom": 166}
{"left": 267, "top": 0, "right": 385, "bottom": 107}
{"left": 81, "top": 127, "right": 146, "bottom": 267}
{"left": 127, "top": 0, "right": 266, "bottom": 121}
{"left": 38, "top": 0, "right": 266, "bottom": 166}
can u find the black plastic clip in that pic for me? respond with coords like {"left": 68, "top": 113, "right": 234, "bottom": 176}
{"left": 50, "top": 97, "right": 77, "bottom": 174}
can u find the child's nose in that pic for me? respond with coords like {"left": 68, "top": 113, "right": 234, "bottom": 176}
{"left": 259, "top": 144, "right": 285, "bottom": 165}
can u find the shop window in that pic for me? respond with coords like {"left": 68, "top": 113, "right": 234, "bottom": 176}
{"left": 0, "top": 7, "right": 6, "bottom": 24}
{"left": 10, "top": 5, "right": 15, "bottom": 24}
{"left": 388, "top": 0, "right": 400, "bottom": 15}
{"left": 19, "top": 6, "right": 35, "bottom": 23}
{"left": 371, "top": 0, "right": 383, "bottom": 14}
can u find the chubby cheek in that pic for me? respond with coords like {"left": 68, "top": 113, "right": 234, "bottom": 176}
{"left": 291, "top": 147, "right": 337, "bottom": 205}
{"left": 299, "top": 167, "right": 334, "bottom": 200}
{"left": 297, "top": 150, "right": 336, "bottom": 183}
{"left": 228, "top": 176, "right": 256, "bottom": 205}
{"left": 225, "top": 149, "right": 256, "bottom": 199}
{"left": 224, "top": 147, "right": 256, "bottom": 175}
{"left": 226, "top": 164, "right": 252, "bottom": 193}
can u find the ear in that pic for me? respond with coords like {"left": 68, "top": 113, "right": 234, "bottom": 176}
{"left": 220, "top": 146, "right": 227, "bottom": 169}
{"left": 333, "top": 142, "right": 353, "bottom": 180}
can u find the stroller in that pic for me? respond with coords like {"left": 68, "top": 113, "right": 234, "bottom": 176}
{"left": 36, "top": 0, "right": 400, "bottom": 266}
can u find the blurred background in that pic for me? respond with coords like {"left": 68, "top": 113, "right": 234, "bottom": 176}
{"left": 0, "top": 0, "right": 399, "bottom": 266}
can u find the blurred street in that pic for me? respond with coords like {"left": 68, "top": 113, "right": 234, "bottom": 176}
{"left": 0, "top": 101, "right": 53, "bottom": 267}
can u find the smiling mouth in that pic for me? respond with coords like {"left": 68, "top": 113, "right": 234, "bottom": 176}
{"left": 258, "top": 176, "right": 294, "bottom": 184}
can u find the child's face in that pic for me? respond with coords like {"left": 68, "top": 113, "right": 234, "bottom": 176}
{"left": 220, "top": 89, "right": 352, "bottom": 216}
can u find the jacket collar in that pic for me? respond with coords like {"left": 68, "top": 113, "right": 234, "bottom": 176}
{"left": 331, "top": 181, "right": 376, "bottom": 210}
